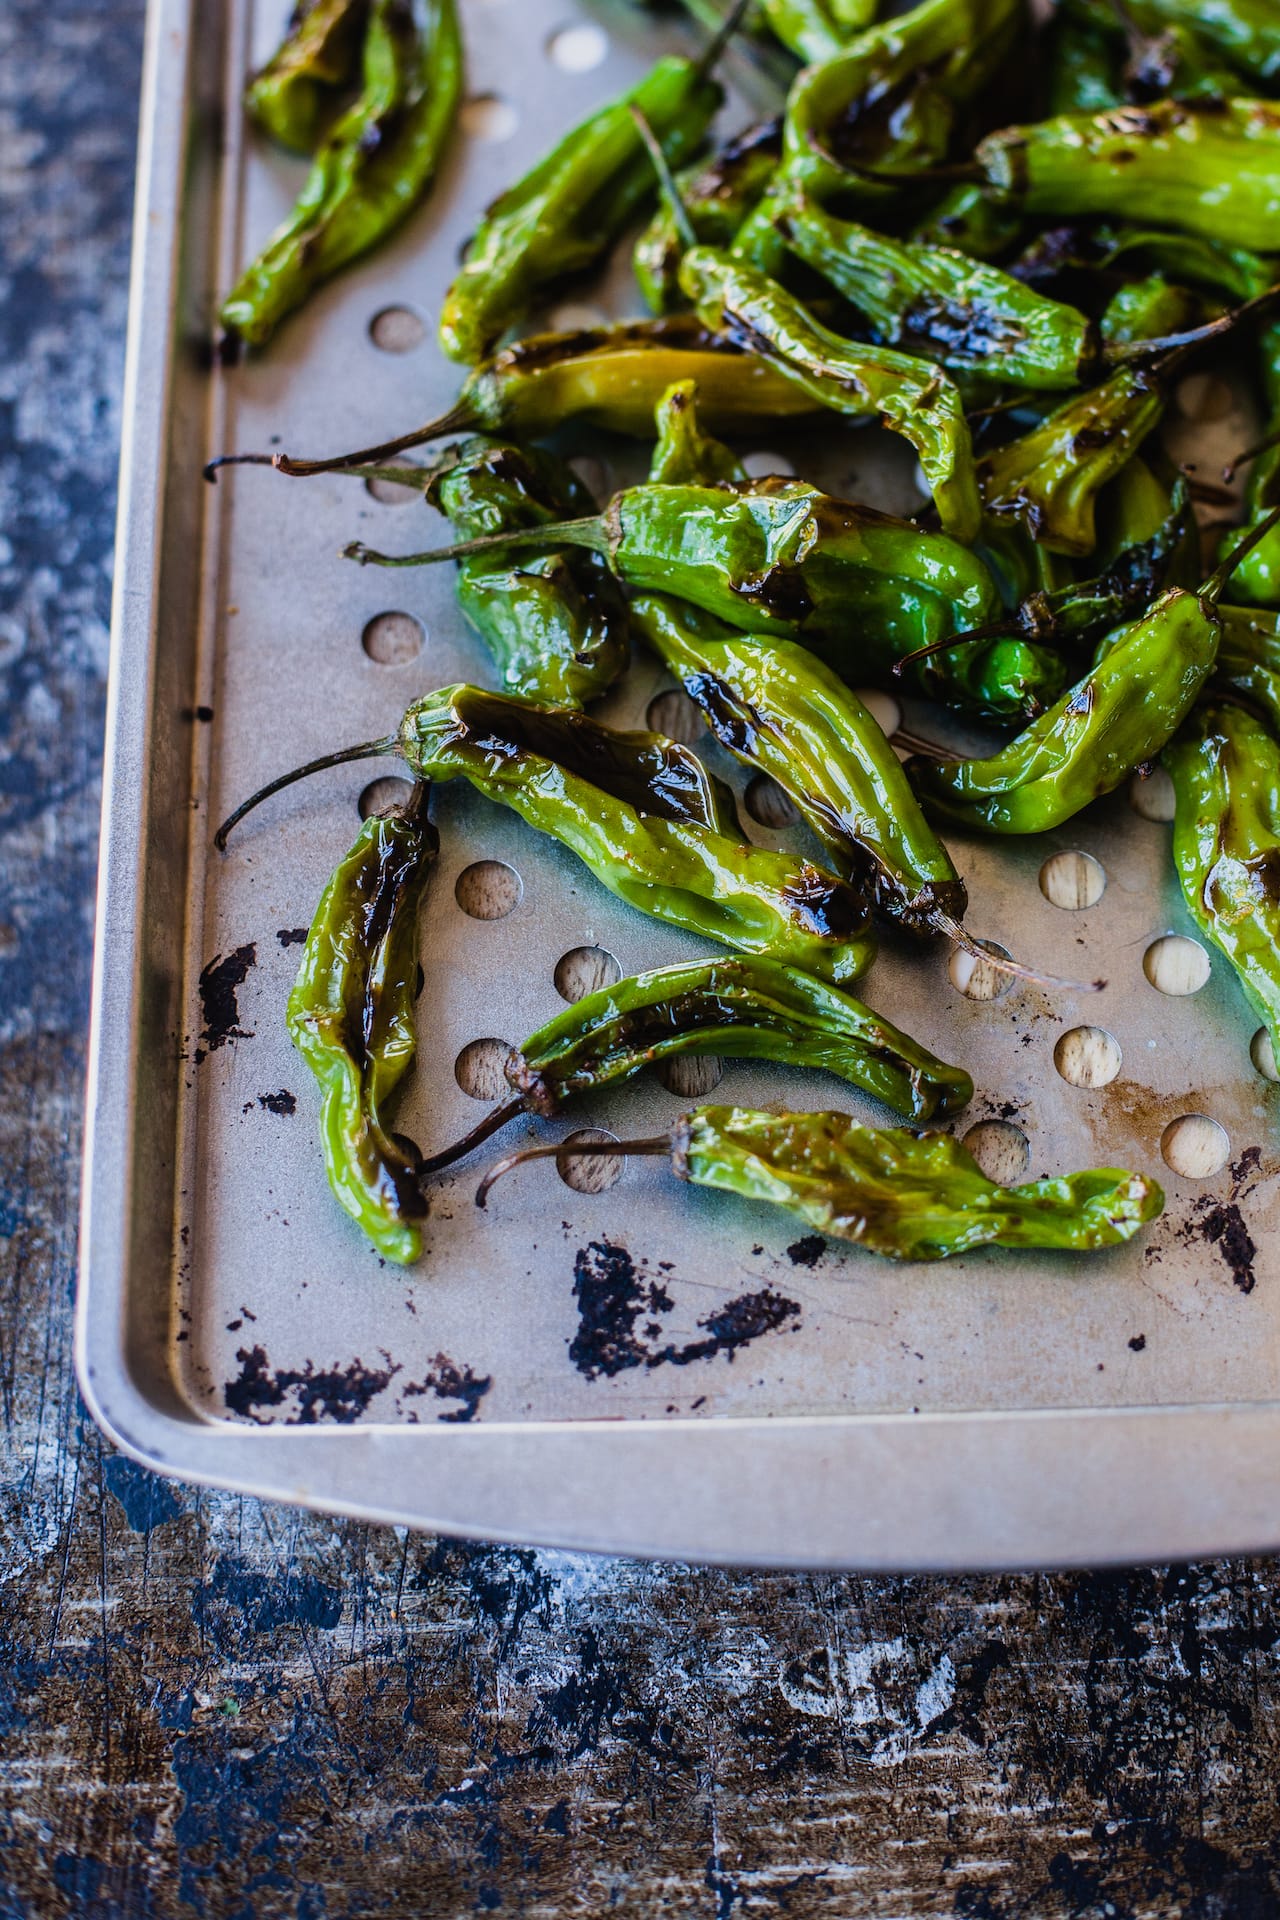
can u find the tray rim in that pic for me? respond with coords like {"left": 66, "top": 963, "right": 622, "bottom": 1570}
{"left": 76, "top": 0, "right": 1280, "bottom": 1571}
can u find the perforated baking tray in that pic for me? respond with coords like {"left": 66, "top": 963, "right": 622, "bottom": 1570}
{"left": 78, "top": 0, "right": 1280, "bottom": 1568}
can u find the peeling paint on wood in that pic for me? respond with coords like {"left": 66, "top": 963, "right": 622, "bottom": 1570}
{"left": 7, "top": 5, "right": 1280, "bottom": 1917}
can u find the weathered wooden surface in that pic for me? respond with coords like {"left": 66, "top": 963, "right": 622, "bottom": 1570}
{"left": 6, "top": 5, "right": 1280, "bottom": 1915}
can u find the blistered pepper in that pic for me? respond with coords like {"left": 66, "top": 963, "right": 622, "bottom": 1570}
{"left": 679, "top": 245, "right": 982, "bottom": 541}
{"left": 1013, "top": 221, "right": 1274, "bottom": 308}
{"left": 1064, "top": 0, "right": 1280, "bottom": 92}
{"left": 222, "top": 0, "right": 462, "bottom": 347}
{"left": 635, "top": 117, "right": 782, "bottom": 313}
{"left": 478, "top": 1106, "right": 1164, "bottom": 1260}
{"left": 423, "top": 952, "right": 973, "bottom": 1171}
{"left": 245, "top": 0, "right": 369, "bottom": 152}
{"left": 286, "top": 781, "right": 435, "bottom": 1264}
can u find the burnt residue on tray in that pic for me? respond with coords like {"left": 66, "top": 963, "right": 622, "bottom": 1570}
{"left": 276, "top": 926, "right": 309, "bottom": 947}
{"left": 256, "top": 1089, "right": 296, "bottom": 1116}
{"left": 569, "top": 1240, "right": 801, "bottom": 1381}
{"left": 402, "top": 1354, "right": 492, "bottom": 1424}
{"left": 1173, "top": 1146, "right": 1267, "bottom": 1295}
{"left": 786, "top": 1234, "right": 827, "bottom": 1269}
{"left": 225, "top": 1345, "right": 491, "bottom": 1424}
{"left": 196, "top": 942, "right": 256, "bottom": 1059}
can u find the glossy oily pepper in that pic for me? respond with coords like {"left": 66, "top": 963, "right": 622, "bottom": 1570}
{"left": 1013, "top": 221, "right": 1275, "bottom": 308}
{"left": 286, "top": 782, "right": 435, "bottom": 1265}
{"left": 1064, "top": 0, "right": 1280, "bottom": 91}
{"left": 222, "top": 0, "right": 462, "bottom": 347}
{"left": 1218, "top": 318, "right": 1280, "bottom": 608}
{"left": 1165, "top": 703, "right": 1280, "bottom": 1063}
{"left": 647, "top": 378, "right": 746, "bottom": 485}
{"left": 479, "top": 1106, "right": 1164, "bottom": 1260}
{"left": 1215, "top": 603, "right": 1280, "bottom": 730}
{"left": 245, "top": 0, "right": 369, "bottom": 151}
{"left": 635, "top": 117, "right": 782, "bottom": 314}
{"left": 344, "top": 477, "right": 1075, "bottom": 720}
{"left": 438, "top": 53, "right": 724, "bottom": 364}
{"left": 909, "top": 183, "right": 1025, "bottom": 261}
{"left": 974, "top": 103, "right": 1280, "bottom": 253}
{"left": 759, "top": 0, "right": 878, "bottom": 65}
{"left": 680, "top": 246, "right": 982, "bottom": 542}
{"left": 425, "top": 439, "right": 628, "bottom": 708}
{"left": 774, "top": 189, "right": 1098, "bottom": 391}
{"left": 423, "top": 953, "right": 973, "bottom": 1171}
{"left": 631, "top": 592, "right": 966, "bottom": 931}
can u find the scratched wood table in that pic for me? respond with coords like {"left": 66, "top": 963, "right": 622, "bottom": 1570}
{"left": 7, "top": 4, "right": 1280, "bottom": 1915}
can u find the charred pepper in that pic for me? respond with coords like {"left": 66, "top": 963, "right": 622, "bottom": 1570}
{"left": 245, "top": 0, "right": 369, "bottom": 152}
{"left": 222, "top": 0, "right": 462, "bottom": 347}
{"left": 287, "top": 781, "right": 435, "bottom": 1264}
{"left": 479, "top": 1106, "right": 1164, "bottom": 1260}
{"left": 635, "top": 117, "right": 782, "bottom": 314}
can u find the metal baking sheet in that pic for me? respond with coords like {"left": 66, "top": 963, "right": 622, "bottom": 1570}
{"left": 78, "top": 0, "right": 1280, "bottom": 1568}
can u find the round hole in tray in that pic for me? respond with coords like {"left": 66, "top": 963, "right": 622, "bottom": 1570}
{"left": 454, "top": 1037, "right": 516, "bottom": 1101}
{"left": 358, "top": 775, "right": 415, "bottom": 820}
{"left": 460, "top": 92, "right": 519, "bottom": 142}
{"left": 742, "top": 450, "right": 796, "bottom": 478}
{"left": 557, "top": 1127, "right": 624, "bottom": 1193}
{"left": 745, "top": 773, "right": 799, "bottom": 829}
{"left": 1129, "top": 765, "right": 1176, "bottom": 821}
{"left": 1039, "top": 849, "right": 1106, "bottom": 911}
{"left": 368, "top": 305, "right": 425, "bottom": 353}
{"left": 962, "top": 1119, "right": 1030, "bottom": 1185}
{"left": 646, "top": 685, "right": 703, "bottom": 745}
{"left": 549, "top": 299, "right": 610, "bottom": 333}
{"left": 569, "top": 453, "right": 612, "bottom": 502}
{"left": 948, "top": 940, "right": 1015, "bottom": 1002}
{"left": 1176, "top": 372, "right": 1235, "bottom": 423}
{"left": 361, "top": 610, "right": 424, "bottom": 665}
{"left": 1053, "top": 1025, "right": 1121, "bottom": 1088}
{"left": 853, "top": 687, "right": 902, "bottom": 738}
{"left": 658, "top": 1053, "right": 724, "bottom": 1098}
{"left": 455, "top": 859, "right": 523, "bottom": 920}
{"left": 1161, "top": 1113, "right": 1230, "bottom": 1179}
{"left": 1251, "top": 1027, "right": 1279, "bottom": 1082}
{"left": 547, "top": 21, "right": 609, "bottom": 70}
{"left": 554, "top": 945, "right": 622, "bottom": 1003}
{"left": 1143, "top": 933, "right": 1210, "bottom": 996}
{"left": 364, "top": 468, "right": 423, "bottom": 506}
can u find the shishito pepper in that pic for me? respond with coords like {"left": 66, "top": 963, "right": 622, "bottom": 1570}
{"left": 1063, "top": 0, "right": 1280, "bottom": 92}
{"left": 438, "top": 50, "right": 724, "bottom": 364}
{"left": 245, "top": 0, "right": 369, "bottom": 152}
{"left": 1218, "top": 319, "right": 1280, "bottom": 607}
{"left": 635, "top": 117, "right": 783, "bottom": 314}
{"left": 759, "top": 0, "right": 878, "bottom": 64}
{"left": 478, "top": 1107, "right": 1164, "bottom": 1260}
{"left": 423, "top": 953, "right": 973, "bottom": 1172}
{"left": 287, "top": 781, "right": 435, "bottom": 1264}
{"left": 647, "top": 377, "right": 746, "bottom": 484}
{"left": 345, "top": 476, "right": 1067, "bottom": 719}
{"left": 423, "top": 439, "right": 628, "bottom": 708}
{"left": 909, "top": 183, "right": 1024, "bottom": 261}
{"left": 679, "top": 245, "right": 982, "bottom": 542}
{"left": 1165, "top": 703, "right": 1280, "bottom": 1062}
{"left": 1215, "top": 603, "right": 1280, "bottom": 729}
{"left": 1013, "top": 221, "right": 1275, "bottom": 308}
{"left": 222, "top": 0, "right": 462, "bottom": 347}
{"left": 974, "top": 102, "right": 1280, "bottom": 253}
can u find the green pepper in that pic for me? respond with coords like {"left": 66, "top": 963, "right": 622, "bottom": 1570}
{"left": 1063, "top": 0, "right": 1280, "bottom": 92}
{"left": 975, "top": 102, "right": 1280, "bottom": 253}
{"left": 423, "top": 953, "right": 973, "bottom": 1172}
{"left": 635, "top": 117, "right": 783, "bottom": 314}
{"left": 245, "top": 0, "right": 369, "bottom": 152}
{"left": 1217, "top": 319, "right": 1280, "bottom": 607}
{"left": 631, "top": 592, "right": 966, "bottom": 931}
{"left": 908, "top": 183, "right": 1025, "bottom": 261}
{"left": 287, "top": 782, "right": 435, "bottom": 1264}
{"left": 222, "top": 0, "right": 462, "bottom": 348}
{"left": 478, "top": 1106, "right": 1164, "bottom": 1260}
{"left": 1098, "top": 275, "right": 1202, "bottom": 351}
{"left": 679, "top": 245, "right": 982, "bottom": 541}
{"left": 647, "top": 378, "right": 746, "bottom": 484}
{"left": 1043, "top": 6, "right": 1123, "bottom": 113}
{"left": 1166, "top": 703, "right": 1280, "bottom": 1064}
{"left": 758, "top": 0, "right": 878, "bottom": 64}
{"left": 1213, "top": 602, "right": 1280, "bottom": 731}
{"left": 439, "top": 53, "right": 724, "bottom": 364}
{"left": 423, "top": 438, "right": 628, "bottom": 708}
{"left": 774, "top": 188, "right": 1098, "bottom": 391}
{"left": 1014, "top": 222, "right": 1275, "bottom": 308}
{"left": 346, "top": 477, "right": 1069, "bottom": 719}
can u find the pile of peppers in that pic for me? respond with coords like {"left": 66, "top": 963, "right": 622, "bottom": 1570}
{"left": 210, "top": 0, "right": 1280, "bottom": 1268}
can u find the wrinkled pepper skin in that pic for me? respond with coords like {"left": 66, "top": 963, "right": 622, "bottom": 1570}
{"left": 439, "top": 55, "right": 722, "bottom": 364}
{"left": 245, "top": 0, "right": 369, "bottom": 152}
{"left": 1165, "top": 703, "right": 1280, "bottom": 1061}
{"left": 635, "top": 118, "right": 783, "bottom": 314}
{"left": 508, "top": 954, "right": 972, "bottom": 1122}
{"left": 398, "top": 686, "right": 876, "bottom": 983}
{"left": 670, "top": 1107, "right": 1164, "bottom": 1259}
{"left": 977, "top": 365, "right": 1166, "bottom": 557}
{"left": 647, "top": 379, "right": 746, "bottom": 485}
{"left": 222, "top": 0, "right": 462, "bottom": 347}
{"left": 681, "top": 246, "right": 982, "bottom": 542}
{"left": 976, "top": 102, "right": 1280, "bottom": 252}
{"left": 911, "top": 586, "right": 1220, "bottom": 834}
{"left": 287, "top": 785, "right": 436, "bottom": 1264}
{"left": 427, "top": 439, "right": 628, "bottom": 707}
{"left": 775, "top": 190, "right": 1096, "bottom": 390}
{"left": 631, "top": 592, "right": 967, "bottom": 929}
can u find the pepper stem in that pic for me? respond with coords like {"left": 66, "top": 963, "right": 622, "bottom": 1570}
{"left": 418, "top": 1095, "right": 528, "bottom": 1176}
{"left": 630, "top": 104, "right": 698, "bottom": 250}
{"left": 890, "top": 616, "right": 1021, "bottom": 676}
{"left": 694, "top": 0, "right": 753, "bottom": 77}
{"left": 1199, "top": 503, "right": 1280, "bottom": 607}
{"left": 1114, "top": 282, "right": 1280, "bottom": 379}
{"left": 203, "top": 402, "right": 476, "bottom": 483}
{"left": 476, "top": 1136, "right": 671, "bottom": 1208}
{"left": 937, "top": 915, "right": 1105, "bottom": 995}
{"left": 214, "top": 737, "right": 399, "bottom": 850}
{"left": 343, "top": 515, "right": 606, "bottom": 568}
